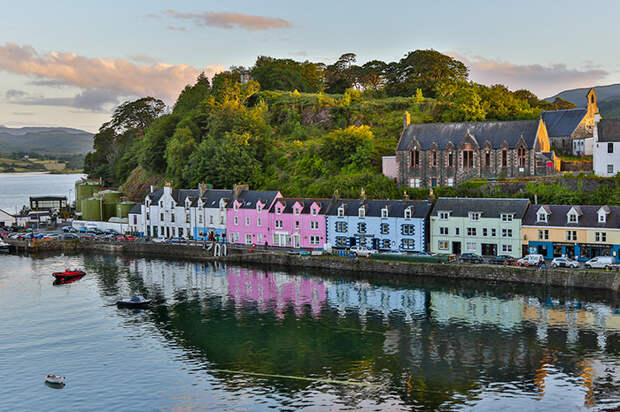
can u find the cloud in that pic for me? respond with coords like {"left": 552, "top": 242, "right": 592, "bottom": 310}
{"left": 164, "top": 10, "right": 292, "bottom": 31}
{"left": 6, "top": 89, "right": 26, "bottom": 98}
{"left": 448, "top": 52, "right": 609, "bottom": 97}
{"left": 6, "top": 88, "right": 123, "bottom": 111}
{"left": 12, "top": 112, "right": 35, "bottom": 116}
{"left": 128, "top": 54, "right": 160, "bottom": 65}
{"left": 0, "top": 42, "right": 224, "bottom": 107}
{"left": 166, "top": 25, "right": 187, "bottom": 31}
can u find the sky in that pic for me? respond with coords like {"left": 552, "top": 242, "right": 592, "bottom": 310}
{"left": 1, "top": 0, "right": 619, "bottom": 133}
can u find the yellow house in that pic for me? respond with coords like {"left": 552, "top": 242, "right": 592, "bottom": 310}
{"left": 522, "top": 204, "right": 620, "bottom": 261}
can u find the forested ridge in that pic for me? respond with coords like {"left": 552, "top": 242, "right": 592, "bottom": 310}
{"left": 85, "top": 50, "right": 584, "bottom": 200}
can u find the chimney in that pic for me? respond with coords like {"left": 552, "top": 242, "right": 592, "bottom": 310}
{"left": 332, "top": 189, "right": 340, "bottom": 202}
{"left": 233, "top": 184, "right": 249, "bottom": 200}
{"left": 198, "top": 182, "right": 207, "bottom": 197}
{"left": 403, "top": 111, "right": 411, "bottom": 130}
{"left": 594, "top": 114, "right": 601, "bottom": 142}
{"left": 149, "top": 185, "right": 154, "bottom": 194}
{"left": 534, "top": 193, "right": 538, "bottom": 205}
{"left": 360, "top": 188, "right": 366, "bottom": 202}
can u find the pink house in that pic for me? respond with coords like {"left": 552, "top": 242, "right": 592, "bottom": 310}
{"left": 268, "top": 198, "right": 329, "bottom": 249}
{"left": 226, "top": 188, "right": 281, "bottom": 245}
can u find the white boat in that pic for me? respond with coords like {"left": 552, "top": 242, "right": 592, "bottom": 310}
{"left": 45, "top": 374, "right": 65, "bottom": 385}
{"left": 0, "top": 240, "right": 9, "bottom": 252}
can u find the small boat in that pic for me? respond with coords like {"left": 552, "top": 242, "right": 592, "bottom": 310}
{"left": 45, "top": 374, "right": 65, "bottom": 385}
{"left": 52, "top": 269, "right": 86, "bottom": 280}
{"left": 0, "top": 239, "right": 9, "bottom": 253}
{"left": 53, "top": 274, "right": 85, "bottom": 286}
{"left": 116, "top": 295, "right": 151, "bottom": 308}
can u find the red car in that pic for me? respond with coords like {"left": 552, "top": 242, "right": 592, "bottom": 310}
{"left": 119, "top": 236, "right": 135, "bottom": 242}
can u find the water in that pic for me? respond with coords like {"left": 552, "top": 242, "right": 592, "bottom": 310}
{"left": 1, "top": 253, "right": 619, "bottom": 411}
{"left": 0, "top": 172, "right": 84, "bottom": 213}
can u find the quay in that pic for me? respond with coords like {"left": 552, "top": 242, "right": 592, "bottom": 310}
{"left": 5, "top": 239, "right": 620, "bottom": 292}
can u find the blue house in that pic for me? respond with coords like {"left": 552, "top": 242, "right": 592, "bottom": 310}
{"left": 325, "top": 197, "right": 432, "bottom": 253}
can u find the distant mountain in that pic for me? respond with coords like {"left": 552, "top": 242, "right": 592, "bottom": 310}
{"left": 0, "top": 126, "right": 93, "bottom": 154}
{"left": 547, "top": 84, "right": 620, "bottom": 118}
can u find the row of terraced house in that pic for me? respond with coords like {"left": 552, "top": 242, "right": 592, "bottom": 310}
{"left": 127, "top": 184, "right": 620, "bottom": 262}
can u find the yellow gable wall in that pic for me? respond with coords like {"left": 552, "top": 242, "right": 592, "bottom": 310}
{"left": 522, "top": 226, "right": 620, "bottom": 245}
{"left": 536, "top": 119, "right": 551, "bottom": 152}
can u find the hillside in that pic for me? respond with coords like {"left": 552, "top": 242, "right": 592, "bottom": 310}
{"left": 547, "top": 84, "right": 620, "bottom": 118}
{"left": 0, "top": 126, "right": 93, "bottom": 154}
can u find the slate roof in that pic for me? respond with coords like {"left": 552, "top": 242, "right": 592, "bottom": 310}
{"left": 397, "top": 120, "right": 541, "bottom": 151}
{"left": 523, "top": 204, "right": 620, "bottom": 228}
{"left": 129, "top": 204, "right": 141, "bottom": 214}
{"left": 199, "top": 189, "right": 233, "bottom": 208}
{"left": 172, "top": 189, "right": 199, "bottom": 204}
{"left": 541, "top": 108, "right": 587, "bottom": 137}
{"left": 148, "top": 189, "right": 164, "bottom": 203}
{"left": 432, "top": 197, "right": 530, "bottom": 219}
{"left": 597, "top": 119, "right": 620, "bottom": 142}
{"left": 325, "top": 199, "right": 433, "bottom": 219}
{"left": 234, "top": 190, "right": 280, "bottom": 209}
{"left": 272, "top": 198, "right": 331, "bottom": 214}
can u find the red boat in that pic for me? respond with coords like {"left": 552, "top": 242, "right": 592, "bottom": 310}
{"left": 52, "top": 269, "right": 86, "bottom": 281}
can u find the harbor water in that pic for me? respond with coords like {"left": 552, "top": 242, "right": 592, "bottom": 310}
{"left": 0, "top": 253, "right": 619, "bottom": 410}
{"left": 0, "top": 172, "right": 84, "bottom": 214}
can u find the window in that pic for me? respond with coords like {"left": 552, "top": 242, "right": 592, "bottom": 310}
{"left": 275, "top": 220, "right": 283, "bottom": 229}
{"left": 467, "top": 227, "right": 477, "bottom": 236}
{"left": 501, "top": 214, "right": 513, "bottom": 222}
{"left": 466, "top": 242, "right": 476, "bottom": 251}
{"left": 381, "top": 208, "right": 388, "bottom": 218}
{"left": 482, "top": 228, "right": 487, "bottom": 237}
{"left": 599, "top": 213, "right": 606, "bottom": 223}
{"left": 380, "top": 223, "right": 390, "bottom": 234}
{"left": 568, "top": 213, "right": 578, "bottom": 223}
{"left": 311, "top": 208, "right": 318, "bottom": 216}
{"left": 381, "top": 239, "right": 391, "bottom": 249}
{"left": 338, "top": 206, "right": 345, "bottom": 217}
{"left": 469, "top": 212, "right": 480, "bottom": 221}
{"left": 233, "top": 203, "right": 239, "bottom": 211}
{"left": 595, "top": 232, "right": 607, "bottom": 242}
{"left": 358, "top": 222, "right": 367, "bottom": 233}
{"left": 358, "top": 207, "right": 365, "bottom": 218}
{"left": 310, "top": 221, "right": 318, "bottom": 230}
{"left": 410, "top": 149, "right": 420, "bottom": 167}
{"left": 538, "top": 229, "right": 549, "bottom": 240}
{"left": 276, "top": 206, "right": 282, "bottom": 215}
{"left": 447, "top": 151, "right": 454, "bottom": 167}
{"left": 234, "top": 216, "right": 238, "bottom": 225}
{"left": 245, "top": 234, "right": 252, "bottom": 244}
{"left": 171, "top": 214, "right": 175, "bottom": 223}
{"left": 219, "top": 217, "right": 224, "bottom": 225}
{"left": 294, "top": 207, "right": 300, "bottom": 216}
{"left": 456, "top": 227, "right": 460, "bottom": 236}
{"left": 402, "top": 224, "right": 415, "bottom": 235}
{"left": 491, "top": 228, "right": 496, "bottom": 237}
{"left": 608, "top": 164, "right": 614, "bottom": 174}
{"left": 185, "top": 214, "right": 190, "bottom": 223}
{"left": 439, "top": 211, "right": 450, "bottom": 220}
{"left": 310, "top": 235, "right": 320, "bottom": 245}
{"left": 502, "top": 228, "right": 512, "bottom": 237}
{"left": 484, "top": 151, "right": 490, "bottom": 168}
{"left": 431, "top": 151, "right": 437, "bottom": 167}
{"left": 198, "top": 215, "right": 203, "bottom": 224}
{"left": 502, "top": 244, "right": 513, "bottom": 253}
{"left": 295, "top": 221, "right": 300, "bottom": 229}
{"left": 501, "top": 149, "right": 508, "bottom": 168}
{"left": 257, "top": 204, "right": 262, "bottom": 213}
{"left": 518, "top": 147, "right": 526, "bottom": 168}
{"left": 146, "top": 212, "right": 150, "bottom": 220}
{"left": 409, "top": 178, "right": 421, "bottom": 188}
{"left": 160, "top": 201, "right": 163, "bottom": 207}
{"left": 608, "top": 143, "right": 614, "bottom": 153}
{"left": 258, "top": 234, "right": 263, "bottom": 243}
{"left": 257, "top": 217, "right": 262, "bottom": 227}
{"left": 335, "top": 236, "right": 348, "bottom": 247}
{"left": 447, "top": 178, "right": 454, "bottom": 187}
{"left": 336, "top": 222, "right": 347, "bottom": 232}
{"left": 438, "top": 240, "right": 449, "bottom": 250}
{"left": 179, "top": 228, "right": 184, "bottom": 237}
{"left": 402, "top": 239, "right": 415, "bottom": 249}
{"left": 439, "top": 227, "right": 448, "bottom": 235}
{"left": 404, "top": 208, "right": 412, "bottom": 219}
{"left": 462, "top": 150, "right": 474, "bottom": 168}
{"left": 537, "top": 212, "right": 547, "bottom": 223}
{"left": 160, "top": 213, "right": 164, "bottom": 221}
{"left": 566, "top": 230, "right": 577, "bottom": 241}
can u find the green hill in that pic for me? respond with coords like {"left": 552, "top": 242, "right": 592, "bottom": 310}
{"left": 547, "top": 84, "right": 620, "bottom": 118}
{"left": 0, "top": 126, "right": 93, "bottom": 155}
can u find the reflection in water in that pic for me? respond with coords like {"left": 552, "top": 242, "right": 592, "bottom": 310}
{"left": 1, "top": 253, "right": 619, "bottom": 411}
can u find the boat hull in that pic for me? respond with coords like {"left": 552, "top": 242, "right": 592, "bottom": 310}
{"left": 116, "top": 300, "right": 151, "bottom": 309}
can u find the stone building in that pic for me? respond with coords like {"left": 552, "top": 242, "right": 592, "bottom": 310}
{"left": 394, "top": 116, "right": 557, "bottom": 188}
{"left": 542, "top": 88, "right": 599, "bottom": 155}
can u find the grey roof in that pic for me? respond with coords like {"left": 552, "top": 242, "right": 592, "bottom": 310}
{"left": 432, "top": 197, "right": 530, "bottom": 219}
{"left": 523, "top": 204, "right": 620, "bottom": 228}
{"left": 172, "top": 189, "right": 199, "bottom": 204}
{"left": 129, "top": 204, "right": 141, "bottom": 214}
{"left": 148, "top": 189, "right": 163, "bottom": 203}
{"left": 597, "top": 119, "right": 620, "bottom": 142}
{"left": 272, "top": 198, "right": 331, "bottom": 214}
{"left": 541, "top": 109, "right": 587, "bottom": 137}
{"left": 397, "top": 119, "right": 541, "bottom": 151}
{"left": 235, "top": 190, "right": 280, "bottom": 209}
{"left": 200, "top": 189, "right": 233, "bottom": 208}
{"left": 326, "top": 199, "right": 433, "bottom": 219}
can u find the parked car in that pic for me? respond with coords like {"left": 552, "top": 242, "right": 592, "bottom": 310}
{"left": 407, "top": 251, "right": 432, "bottom": 256}
{"left": 62, "top": 226, "right": 76, "bottom": 233}
{"left": 349, "top": 246, "right": 378, "bottom": 257}
{"left": 167, "top": 237, "right": 184, "bottom": 244}
{"left": 459, "top": 253, "right": 484, "bottom": 264}
{"left": 119, "top": 235, "right": 136, "bottom": 242}
{"left": 551, "top": 257, "right": 579, "bottom": 268}
{"left": 584, "top": 256, "right": 615, "bottom": 269}
{"left": 151, "top": 237, "right": 166, "bottom": 243}
{"left": 62, "top": 233, "right": 79, "bottom": 241}
{"left": 489, "top": 255, "right": 515, "bottom": 265}
{"left": 516, "top": 254, "right": 545, "bottom": 267}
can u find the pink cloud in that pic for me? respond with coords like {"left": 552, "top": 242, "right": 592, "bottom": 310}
{"left": 164, "top": 10, "right": 292, "bottom": 31}
{"left": 0, "top": 42, "right": 224, "bottom": 103}
{"left": 448, "top": 52, "right": 609, "bottom": 98}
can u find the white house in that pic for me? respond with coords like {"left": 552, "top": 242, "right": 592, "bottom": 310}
{"left": 593, "top": 116, "right": 620, "bottom": 177}
{"left": 141, "top": 184, "right": 195, "bottom": 239}
{"left": 0, "top": 209, "right": 15, "bottom": 227}
{"left": 190, "top": 189, "right": 232, "bottom": 241}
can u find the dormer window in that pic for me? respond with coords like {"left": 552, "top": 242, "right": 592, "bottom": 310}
{"left": 358, "top": 207, "right": 365, "bottom": 218}
{"left": 233, "top": 203, "right": 239, "bottom": 212}
{"left": 469, "top": 212, "right": 480, "bottom": 221}
{"left": 276, "top": 206, "right": 282, "bottom": 215}
{"left": 311, "top": 207, "right": 318, "bottom": 216}
{"left": 159, "top": 201, "right": 163, "bottom": 208}
{"left": 257, "top": 204, "right": 262, "bottom": 213}
{"left": 404, "top": 207, "right": 412, "bottom": 219}
{"left": 537, "top": 212, "right": 547, "bottom": 223}
{"left": 599, "top": 213, "right": 606, "bottom": 223}
{"left": 439, "top": 211, "right": 450, "bottom": 220}
{"left": 501, "top": 214, "right": 513, "bottom": 222}
{"left": 568, "top": 212, "right": 578, "bottom": 223}
{"left": 337, "top": 206, "right": 344, "bottom": 217}
{"left": 381, "top": 208, "right": 388, "bottom": 218}
{"left": 294, "top": 207, "right": 300, "bottom": 216}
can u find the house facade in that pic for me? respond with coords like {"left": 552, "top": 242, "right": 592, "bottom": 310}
{"left": 226, "top": 188, "right": 281, "bottom": 245}
{"left": 430, "top": 197, "right": 530, "bottom": 258}
{"left": 325, "top": 197, "right": 432, "bottom": 253}
{"left": 593, "top": 118, "right": 620, "bottom": 177}
{"left": 522, "top": 204, "right": 620, "bottom": 262}
{"left": 191, "top": 189, "right": 232, "bottom": 241}
{"left": 393, "top": 116, "right": 557, "bottom": 188}
{"left": 0, "top": 209, "right": 15, "bottom": 227}
{"left": 128, "top": 204, "right": 143, "bottom": 235}
{"left": 141, "top": 184, "right": 197, "bottom": 239}
{"left": 268, "top": 198, "right": 329, "bottom": 249}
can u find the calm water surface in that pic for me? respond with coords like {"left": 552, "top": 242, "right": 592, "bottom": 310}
{"left": 0, "top": 172, "right": 84, "bottom": 213}
{"left": 1, "top": 253, "right": 619, "bottom": 411}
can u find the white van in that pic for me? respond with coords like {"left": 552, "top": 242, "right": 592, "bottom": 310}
{"left": 516, "top": 254, "right": 544, "bottom": 267}
{"left": 584, "top": 256, "right": 615, "bottom": 269}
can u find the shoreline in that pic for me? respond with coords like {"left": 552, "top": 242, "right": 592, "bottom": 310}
{"left": 7, "top": 239, "right": 620, "bottom": 292}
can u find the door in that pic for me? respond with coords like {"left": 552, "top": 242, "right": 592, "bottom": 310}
{"left": 481, "top": 243, "right": 497, "bottom": 256}
{"left": 293, "top": 234, "right": 300, "bottom": 248}
{"left": 452, "top": 241, "right": 461, "bottom": 255}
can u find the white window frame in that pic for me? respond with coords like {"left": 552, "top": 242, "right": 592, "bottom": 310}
{"left": 245, "top": 217, "right": 251, "bottom": 226}
{"left": 537, "top": 212, "right": 547, "bottom": 223}
{"left": 438, "top": 240, "right": 449, "bottom": 250}
{"left": 358, "top": 207, "right": 365, "bottom": 218}
{"left": 404, "top": 207, "right": 412, "bottom": 219}
{"left": 439, "top": 211, "right": 450, "bottom": 220}
{"left": 234, "top": 216, "right": 238, "bottom": 226}
{"left": 257, "top": 217, "right": 262, "bottom": 227}
{"left": 381, "top": 208, "right": 388, "bottom": 218}
{"left": 275, "top": 220, "right": 283, "bottom": 229}
{"left": 337, "top": 206, "right": 344, "bottom": 217}
{"left": 469, "top": 212, "right": 480, "bottom": 221}
{"left": 310, "top": 221, "right": 318, "bottom": 230}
